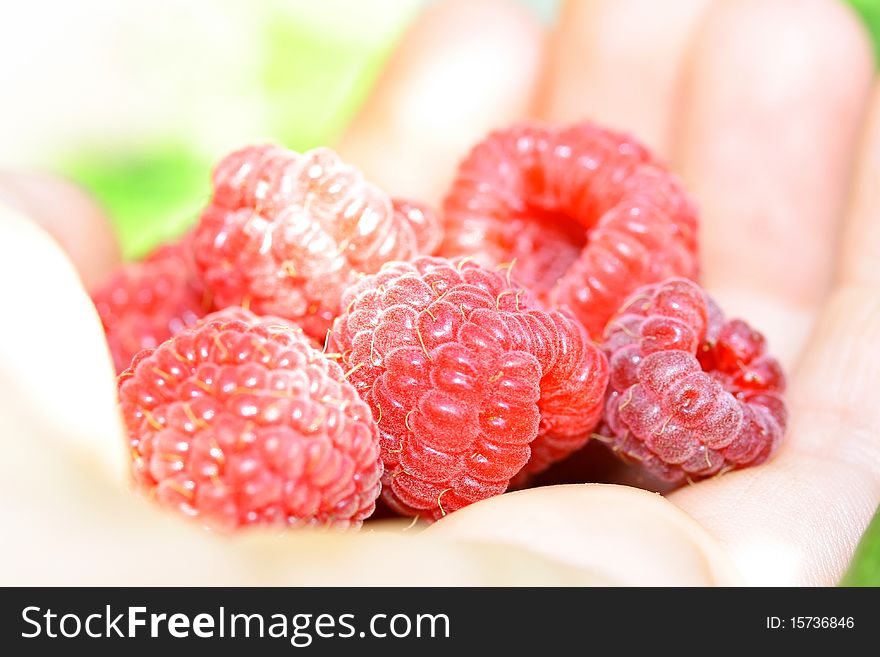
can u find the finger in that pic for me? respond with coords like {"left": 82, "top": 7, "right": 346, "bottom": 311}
{"left": 2, "top": 485, "right": 610, "bottom": 586}
{"left": 0, "top": 432, "right": 608, "bottom": 585}
{"left": 429, "top": 484, "right": 742, "bottom": 585}
{"left": 0, "top": 205, "right": 606, "bottom": 587}
{"left": 841, "top": 83, "right": 880, "bottom": 287}
{"left": 336, "top": 0, "right": 543, "bottom": 205}
{"left": 537, "top": 0, "right": 712, "bottom": 156}
{"left": 671, "top": 286, "right": 880, "bottom": 586}
{"left": 673, "top": 0, "right": 873, "bottom": 366}
{"left": 0, "top": 204, "right": 125, "bottom": 485}
{"left": 0, "top": 172, "right": 119, "bottom": 289}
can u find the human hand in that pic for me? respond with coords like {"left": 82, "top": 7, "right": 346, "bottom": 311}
{"left": 1, "top": 0, "right": 877, "bottom": 586}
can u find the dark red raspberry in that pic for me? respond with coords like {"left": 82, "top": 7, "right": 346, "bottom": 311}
{"left": 441, "top": 122, "right": 699, "bottom": 338}
{"left": 329, "top": 256, "right": 608, "bottom": 520}
{"left": 91, "top": 239, "right": 208, "bottom": 373}
{"left": 192, "top": 144, "right": 441, "bottom": 339}
{"left": 118, "top": 308, "right": 382, "bottom": 530}
{"left": 599, "top": 278, "right": 787, "bottom": 483}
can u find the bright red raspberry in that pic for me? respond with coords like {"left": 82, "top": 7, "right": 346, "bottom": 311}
{"left": 118, "top": 307, "right": 382, "bottom": 530}
{"left": 329, "top": 256, "right": 608, "bottom": 520}
{"left": 441, "top": 122, "right": 699, "bottom": 338}
{"left": 91, "top": 239, "right": 208, "bottom": 373}
{"left": 192, "top": 144, "right": 441, "bottom": 339}
{"left": 599, "top": 278, "right": 787, "bottom": 483}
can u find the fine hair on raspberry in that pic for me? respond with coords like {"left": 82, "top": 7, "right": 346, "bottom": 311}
{"left": 118, "top": 308, "right": 383, "bottom": 530}
{"left": 329, "top": 256, "right": 608, "bottom": 520}
{"left": 599, "top": 277, "right": 787, "bottom": 483}
{"left": 191, "top": 144, "right": 441, "bottom": 339}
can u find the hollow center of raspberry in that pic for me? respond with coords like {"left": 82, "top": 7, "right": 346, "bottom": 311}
{"left": 503, "top": 208, "right": 588, "bottom": 298}
{"left": 678, "top": 386, "right": 699, "bottom": 409}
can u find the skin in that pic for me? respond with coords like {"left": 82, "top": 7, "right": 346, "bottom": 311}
{"left": 1, "top": 0, "right": 878, "bottom": 586}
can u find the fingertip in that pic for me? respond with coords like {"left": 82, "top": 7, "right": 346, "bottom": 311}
{"left": 0, "top": 204, "right": 126, "bottom": 486}
{"left": 842, "top": 82, "right": 880, "bottom": 287}
{"left": 337, "top": 0, "right": 544, "bottom": 204}
{"left": 674, "top": 0, "right": 874, "bottom": 356}
{"left": 0, "top": 172, "right": 120, "bottom": 289}
{"left": 681, "top": 0, "right": 873, "bottom": 110}
{"left": 538, "top": 0, "right": 711, "bottom": 157}
{"left": 429, "top": 483, "right": 743, "bottom": 586}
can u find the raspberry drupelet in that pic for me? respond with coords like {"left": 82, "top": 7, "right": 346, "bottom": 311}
{"left": 599, "top": 278, "right": 787, "bottom": 483}
{"left": 329, "top": 256, "right": 608, "bottom": 520}
{"left": 441, "top": 122, "right": 699, "bottom": 338}
{"left": 118, "top": 308, "right": 382, "bottom": 530}
{"left": 91, "top": 238, "right": 208, "bottom": 373}
{"left": 191, "top": 144, "right": 442, "bottom": 340}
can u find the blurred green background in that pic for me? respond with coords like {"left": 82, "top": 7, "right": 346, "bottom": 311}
{"left": 841, "top": 508, "right": 880, "bottom": 586}
{"left": 59, "top": 0, "right": 423, "bottom": 258}
{"left": 48, "top": 0, "right": 880, "bottom": 260}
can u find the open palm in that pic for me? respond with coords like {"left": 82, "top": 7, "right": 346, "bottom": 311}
{"left": 1, "top": 0, "right": 877, "bottom": 586}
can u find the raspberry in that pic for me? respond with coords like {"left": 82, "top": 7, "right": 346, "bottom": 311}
{"left": 440, "top": 122, "right": 699, "bottom": 338}
{"left": 599, "top": 278, "right": 787, "bottom": 483}
{"left": 117, "top": 307, "right": 382, "bottom": 530}
{"left": 329, "top": 256, "right": 608, "bottom": 520}
{"left": 192, "top": 144, "right": 441, "bottom": 339}
{"left": 91, "top": 239, "right": 208, "bottom": 373}
{"left": 390, "top": 198, "right": 443, "bottom": 256}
